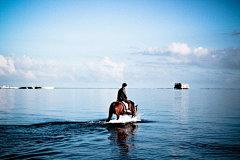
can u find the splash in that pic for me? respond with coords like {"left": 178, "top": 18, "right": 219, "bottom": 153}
{"left": 107, "top": 115, "right": 141, "bottom": 123}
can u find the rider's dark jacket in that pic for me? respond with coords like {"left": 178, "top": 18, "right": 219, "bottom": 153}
{"left": 117, "top": 87, "right": 127, "bottom": 101}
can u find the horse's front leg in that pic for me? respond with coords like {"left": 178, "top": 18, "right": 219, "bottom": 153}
{"left": 132, "top": 112, "right": 136, "bottom": 118}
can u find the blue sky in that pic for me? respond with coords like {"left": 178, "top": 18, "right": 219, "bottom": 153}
{"left": 0, "top": 0, "right": 240, "bottom": 88}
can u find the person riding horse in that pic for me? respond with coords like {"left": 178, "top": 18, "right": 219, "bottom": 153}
{"left": 117, "top": 83, "right": 131, "bottom": 113}
{"left": 107, "top": 83, "right": 137, "bottom": 122}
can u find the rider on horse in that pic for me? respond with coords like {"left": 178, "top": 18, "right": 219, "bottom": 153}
{"left": 107, "top": 83, "right": 137, "bottom": 122}
{"left": 117, "top": 83, "right": 131, "bottom": 113}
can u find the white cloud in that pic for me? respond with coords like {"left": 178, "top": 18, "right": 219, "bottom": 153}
{"left": 88, "top": 56, "right": 125, "bottom": 80}
{"left": 147, "top": 47, "right": 162, "bottom": 54}
{"left": 143, "top": 43, "right": 240, "bottom": 70}
{"left": 14, "top": 55, "right": 60, "bottom": 79}
{"left": 146, "top": 42, "right": 211, "bottom": 56}
{"left": 0, "top": 54, "right": 74, "bottom": 83}
{"left": 0, "top": 54, "right": 126, "bottom": 86}
{"left": 0, "top": 54, "right": 15, "bottom": 75}
{"left": 193, "top": 47, "right": 212, "bottom": 57}
{"left": 147, "top": 42, "right": 192, "bottom": 55}
{"left": 168, "top": 42, "right": 191, "bottom": 55}
{"left": 24, "top": 71, "right": 36, "bottom": 79}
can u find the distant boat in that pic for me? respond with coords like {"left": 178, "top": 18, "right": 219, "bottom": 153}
{"left": 174, "top": 83, "right": 189, "bottom": 89}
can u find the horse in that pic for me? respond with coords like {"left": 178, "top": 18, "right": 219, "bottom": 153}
{"left": 107, "top": 100, "right": 138, "bottom": 122}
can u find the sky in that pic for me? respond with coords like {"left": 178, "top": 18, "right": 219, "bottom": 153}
{"left": 0, "top": 0, "right": 240, "bottom": 88}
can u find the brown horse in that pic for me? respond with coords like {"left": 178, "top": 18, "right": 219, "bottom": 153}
{"left": 107, "top": 100, "right": 138, "bottom": 122}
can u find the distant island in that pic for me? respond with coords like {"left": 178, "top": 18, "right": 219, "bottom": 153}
{"left": 0, "top": 86, "right": 54, "bottom": 89}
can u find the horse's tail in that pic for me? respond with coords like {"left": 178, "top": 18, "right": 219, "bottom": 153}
{"left": 107, "top": 102, "right": 116, "bottom": 122}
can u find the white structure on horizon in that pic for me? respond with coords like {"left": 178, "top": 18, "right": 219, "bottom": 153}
{"left": 174, "top": 83, "right": 189, "bottom": 89}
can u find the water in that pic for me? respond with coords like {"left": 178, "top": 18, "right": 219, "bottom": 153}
{"left": 0, "top": 89, "right": 240, "bottom": 159}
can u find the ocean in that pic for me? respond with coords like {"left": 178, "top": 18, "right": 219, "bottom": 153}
{"left": 0, "top": 88, "right": 240, "bottom": 159}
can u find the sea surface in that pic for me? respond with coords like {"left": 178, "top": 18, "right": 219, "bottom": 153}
{"left": 0, "top": 88, "right": 240, "bottom": 159}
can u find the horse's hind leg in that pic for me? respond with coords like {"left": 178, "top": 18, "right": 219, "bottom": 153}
{"left": 116, "top": 114, "right": 120, "bottom": 120}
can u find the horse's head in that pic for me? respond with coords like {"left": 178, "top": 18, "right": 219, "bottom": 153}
{"left": 133, "top": 105, "right": 138, "bottom": 117}
{"left": 130, "top": 101, "right": 138, "bottom": 117}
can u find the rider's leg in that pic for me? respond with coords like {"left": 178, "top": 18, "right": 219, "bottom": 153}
{"left": 124, "top": 99, "right": 131, "bottom": 112}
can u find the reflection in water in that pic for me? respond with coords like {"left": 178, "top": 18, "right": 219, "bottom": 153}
{"left": 0, "top": 90, "right": 15, "bottom": 110}
{"left": 174, "top": 90, "right": 189, "bottom": 107}
{"left": 174, "top": 90, "right": 189, "bottom": 122}
{"left": 0, "top": 90, "right": 16, "bottom": 121}
{"left": 107, "top": 123, "right": 138, "bottom": 156}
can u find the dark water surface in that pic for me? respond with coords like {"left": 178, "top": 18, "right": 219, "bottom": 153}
{"left": 0, "top": 89, "right": 240, "bottom": 159}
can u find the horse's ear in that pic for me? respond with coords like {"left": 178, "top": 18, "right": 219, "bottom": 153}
{"left": 135, "top": 105, "right": 138, "bottom": 108}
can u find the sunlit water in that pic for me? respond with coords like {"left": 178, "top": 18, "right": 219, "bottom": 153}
{"left": 0, "top": 89, "right": 240, "bottom": 159}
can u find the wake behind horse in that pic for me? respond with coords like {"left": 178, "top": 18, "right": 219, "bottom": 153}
{"left": 107, "top": 100, "right": 137, "bottom": 122}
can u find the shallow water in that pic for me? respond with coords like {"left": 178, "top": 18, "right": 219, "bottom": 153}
{"left": 0, "top": 89, "right": 240, "bottom": 159}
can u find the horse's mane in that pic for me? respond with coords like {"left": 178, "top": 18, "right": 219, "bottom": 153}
{"left": 113, "top": 101, "right": 120, "bottom": 106}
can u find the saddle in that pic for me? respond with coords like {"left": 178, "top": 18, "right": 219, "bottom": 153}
{"left": 118, "top": 101, "right": 130, "bottom": 114}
